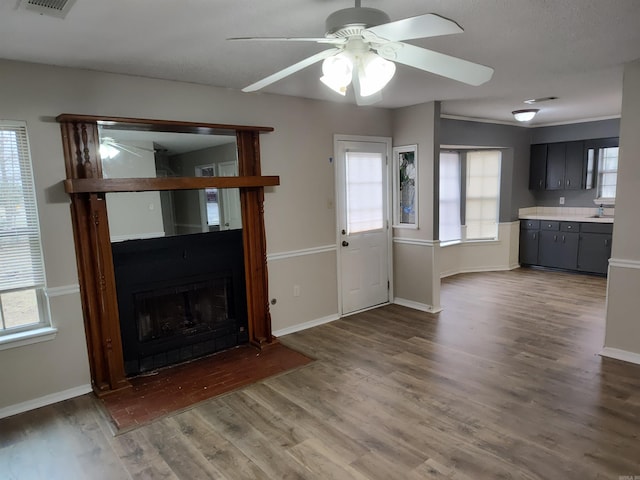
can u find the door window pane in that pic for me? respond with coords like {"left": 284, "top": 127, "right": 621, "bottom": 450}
{"left": 345, "top": 151, "right": 383, "bottom": 234}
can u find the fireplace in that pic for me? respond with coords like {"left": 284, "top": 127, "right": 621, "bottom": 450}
{"left": 112, "top": 230, "right": 248, "bottom": 376}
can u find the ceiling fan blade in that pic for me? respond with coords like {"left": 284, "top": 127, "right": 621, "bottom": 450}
{"left": 385, "top": 43, "right": 493, "bottom": 86}
{"left": 366, "top": 13, "right": 463, "bottom": 42}
{"left": 243, "top": 48, "right": 341, "bottom": 92}
{"left": 228, "top": 36, "right": 345, "bottom": 45}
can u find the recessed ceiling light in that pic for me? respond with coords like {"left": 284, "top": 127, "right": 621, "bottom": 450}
{"left": 524, "top": 96, "right": 558, "bottom": 105}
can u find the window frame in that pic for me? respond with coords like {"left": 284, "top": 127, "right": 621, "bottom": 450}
{"left": 0, "top": 120, "right": 51, "bottom": 339}
{"left": 585, "top": 137, "right": 619, "bottom": 204}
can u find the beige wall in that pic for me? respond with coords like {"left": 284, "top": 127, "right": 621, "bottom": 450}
{"left": 391, "top": 102, "right": 441, "bottom": 310}
{"left": 0, "top": 59, "right": 392, "bottom": 411}
{"left": 439, "top": 222, "right": 520, "bottom": 278}
{"left": 604, "top": 58, "right": 640, "bottom": 358}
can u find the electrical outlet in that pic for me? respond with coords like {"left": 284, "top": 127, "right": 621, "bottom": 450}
{"left": 559, "top": 197, "right": 565, "bottom": 205}
{"left": 293, "top": 285, "right": 300, "bottom": 297}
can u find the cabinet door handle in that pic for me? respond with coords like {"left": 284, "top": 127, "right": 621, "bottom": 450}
{"left": 533, "top": 233, "right": 536, "bottom": 240}
{"left": 554, "top": 234, "right": 557, "bottom": 242}
{"left": 567, "top": 179, "right": 571, "bottom": 186}
{"left": 558, "top": 180, "right": 562, "bottom": 186}
{"left": 562, "top": 235, "right": 565, "bottom": 243}
{"left": 605, "top": 239, "right": 609, "bottom": 247}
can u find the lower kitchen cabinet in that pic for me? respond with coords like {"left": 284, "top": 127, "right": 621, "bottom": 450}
{"left": 539, "top": 230, "right": 579, "bottom": 270}
{"left": 519, "top": 220, "right": 540, "bottom": 264}
{"left": 519, "top": 220, "right": 612, "bottom": 275}
{"left": 577, "top": 223, "right": 613, "bottom": 274}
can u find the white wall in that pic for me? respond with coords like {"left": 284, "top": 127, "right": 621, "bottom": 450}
{"left": 603, "top": 58, "right": 640, "bottom": 363}
{"left": 0, "top": 59, "right": 392, "bottom": 412}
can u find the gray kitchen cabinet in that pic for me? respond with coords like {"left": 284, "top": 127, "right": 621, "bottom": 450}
{"left": 577, "top": 223, "right": 613, "bottom": 274}
{"left": 519, "top": 220, "right": 540, "bottom": 265}
{"left": 545, "top": 141, "right": 585, "bottom": 191}
{"left": 521, "top": 220, "right": 605, "bottom": 274}
{"left": 538, "top": 221, "right": 579, "bottom": 270}
{"left": 529, "top": 144, "right": 547, "bottom": 190}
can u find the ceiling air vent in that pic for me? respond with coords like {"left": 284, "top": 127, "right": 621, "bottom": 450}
{"left": 20, "top": 0, "right": 77, "bottom": 18}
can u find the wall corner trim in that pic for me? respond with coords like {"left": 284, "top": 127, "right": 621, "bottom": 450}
{"left": 599, "top": 347, "right": 640, "bottom": 366}
{"left": 394, "top": 297, "right": 442, "bottom": 314}
{"left": 0, "top": 384, "right": 92, "bottom": 420}
{"left": 272, "top": 313, "right": 340, "bottom": 337}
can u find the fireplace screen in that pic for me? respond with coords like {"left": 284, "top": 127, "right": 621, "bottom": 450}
{"left": 135, "top": 277, "right": 233, "bottom": 343}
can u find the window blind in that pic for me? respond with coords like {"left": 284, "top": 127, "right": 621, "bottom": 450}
{"left": 439, "top": 151, "right": 462, "bottom": 242}
{"left": 0, "top": 122, "right": 46, "bottom": 292}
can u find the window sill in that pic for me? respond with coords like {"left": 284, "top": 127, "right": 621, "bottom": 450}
{"left": 0, "top": 327, "right": 58, "bottom": 351}
{"left": 440, "top": 238, "right": 499, "bottom": 248}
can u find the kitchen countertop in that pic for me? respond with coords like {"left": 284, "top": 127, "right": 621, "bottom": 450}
{"left": 519, "top": 214, "right": 614, "bottom": 223}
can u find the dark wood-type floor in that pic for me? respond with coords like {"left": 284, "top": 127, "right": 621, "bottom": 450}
{"left": 2, "top": 268, "right": 639, "bottom": 479}
{"left": 100, "top": 343, "right": 313, "bottom": 433}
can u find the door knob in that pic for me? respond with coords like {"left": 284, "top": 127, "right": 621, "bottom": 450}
{"left": 342, "top": 241, "right": 349, "bottom": 247}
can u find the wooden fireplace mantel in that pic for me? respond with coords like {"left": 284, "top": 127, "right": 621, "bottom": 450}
{"left": 63, "top": 175, "right": 280, "bottom": 194}
{"left": 57, "top": 114, "right": 278, "bottom": 396}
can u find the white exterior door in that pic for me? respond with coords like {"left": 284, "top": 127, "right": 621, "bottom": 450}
{"left": 218, "top": 161, "right": 242, "bottom": 230}
{"left": 335, "top": 137, "right": 391, "bottom": 315}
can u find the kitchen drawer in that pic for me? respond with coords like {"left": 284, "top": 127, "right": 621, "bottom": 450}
{"left": 581, "top": 223, "right": 613, "bottom": 234}
{"left": 540, "top": 221, "right": 560, "bottom": 231}
{"left": 561, "top": 222, "right": 580, "bottom": 232}
{"left": 520, "top": 219, "right": 540, "bottom": 230}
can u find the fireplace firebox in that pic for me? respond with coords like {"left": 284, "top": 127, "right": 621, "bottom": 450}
{"left": 112, "top": 230, "right": 248, "bottom": 375}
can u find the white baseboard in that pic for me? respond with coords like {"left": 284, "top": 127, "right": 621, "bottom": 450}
{"left": 394, "top": 297, "right": 442, "bottom": 314}
{"left": 272, "top": 313, "right": 341, "bottom": 337}
{"left": 440, "top": 264, "right": 520, "bottom": 279}
{"left": 599, "top": 347, "right": 640, "bottom": 366}
{"left": 0, "top": 384, "right": 92, "bottom": 420}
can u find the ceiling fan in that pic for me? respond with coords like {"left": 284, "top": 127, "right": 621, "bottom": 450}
{"left": 229, "top": 0, "right": 494, "bottom": 105}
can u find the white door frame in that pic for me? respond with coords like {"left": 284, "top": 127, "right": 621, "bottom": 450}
{"left": 334, "top": 134, "right": 394, "bottom": 316}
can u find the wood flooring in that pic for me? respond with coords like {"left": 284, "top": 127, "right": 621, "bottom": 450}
{"left": 1, "top": 268, "right": 639, "bottom": 479}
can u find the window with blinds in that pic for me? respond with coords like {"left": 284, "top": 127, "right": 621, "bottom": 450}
{"left": 465, "top": 150, "right": 501, "bottom": 240}
{"left": 0, "top": 121, "right": 48, "bottom": 334}
{"left": 439, "top": 149, "right": 502, "bottom": 243}
{"left": 439, "top": 151, "right": 462, "bottom": 243}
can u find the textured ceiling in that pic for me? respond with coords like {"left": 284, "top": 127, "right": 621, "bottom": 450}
{"left": 1, "top": 0, "right": 639, "bottom": 125}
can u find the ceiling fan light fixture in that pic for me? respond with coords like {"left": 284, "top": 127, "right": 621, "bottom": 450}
{"left": 320, "top": 52, "right": 354, "bottom": 95}
{"left": 512, "top": 108, "right": 539, "bottom": 122}
{"left": 357, "top": 52, "right": 396, "bottom": 97}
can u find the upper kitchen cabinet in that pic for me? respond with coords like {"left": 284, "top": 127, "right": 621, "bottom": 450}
{"left": 529, "top": 144, "right": 547, "bottom": 190}
{"left": 545, "top": 141, "right": 585, "bottom": 190}
{"left": 529, "top": 140, "right": 596, "bottom": 191}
